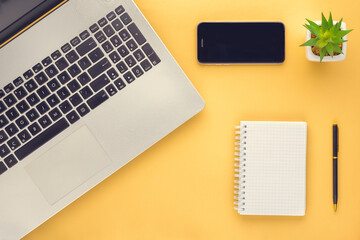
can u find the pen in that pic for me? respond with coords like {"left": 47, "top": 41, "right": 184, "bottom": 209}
{"left": 333, "top": 124, "right": 338, "bottom": 212}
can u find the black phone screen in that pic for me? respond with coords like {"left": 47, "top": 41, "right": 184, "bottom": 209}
{"left": 197, "top": 22, "right": 285, "bottom": 64}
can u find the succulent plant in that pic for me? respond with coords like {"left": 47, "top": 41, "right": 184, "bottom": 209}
{"left": 300, "top": 13, "right": 353, "bottom": 61}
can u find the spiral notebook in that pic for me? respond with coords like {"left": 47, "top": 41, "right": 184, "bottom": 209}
{"left": 234, "top": 121, "right": 307, "bottom": 216}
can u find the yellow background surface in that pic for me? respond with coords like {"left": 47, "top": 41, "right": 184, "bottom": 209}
{"left": 25, "top": 0, "right": 360, "bottom": 239}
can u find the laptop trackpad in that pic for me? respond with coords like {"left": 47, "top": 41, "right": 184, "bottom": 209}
{"left": 25, "top": 125, "right": 112, "bottom": 205}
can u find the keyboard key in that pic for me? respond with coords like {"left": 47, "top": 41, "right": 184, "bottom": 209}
{"left": 57, "top": 87, "right": 71, "bottom": 100}
{"left": 105, "top": 84, "right": 117, "bottom": 96}
{"left": 76, "top": 103, "right": 90, "bottom": 117}
{"left": 87, "top": 90, "right": 109, "bottom": 110}
{"left": 28, "top": 122, "right": 41, "bottom": 136}
{"left": 142, "top": 43, "right": 161, "bottom": 66}
{"left": 110, "top": 35, "right": 122, "bottom": 47}
{"left": 23, "top": 70, "right": 34, "bottom": 80}
{"left": 90, "top": 74, "right": 110, "bottom": 92}
{"left": 36, "top": 101, "right": 50, "bottom": 115}
{"left": 4, "top": 154, "right": 17, "bottom": 168}
{"left": 49, "top": 108, "right": 62, "bottom": 121}
{"left": 109, "top": 51, "right": 121, "bottom": 64}
{"left": 4, "top": 83, "right": 14, "bottom": 93}
{"left": 7, "top": 137, "right": 20, "bottom": 151}
{"left": 24, "top": 79, "right": 38, "bottom": 93}
{"left": 115, "top": 5, "right": 125, "bottom": 15}
{"left": 119, "top": 29, "right": 131, "bottom": 41}
{"left": 69, "top": 93, "right": 83, "bottom": 107}
{"left": 66, "top": 50, "right": 79, "bottom": 64}
{"left": 120, "top": 13, "right": 132, "bottom": 25}
{"left": 114, "top": 78, "right": 126, "bottom": 90}
{"left": 45, "top": 65, "right": 59, "bottom": 78}
{"left": 3, "top": 94, "right": 17, "bottom": 107}
{"left": 15, "top": 116, "right": 29, "bottom": 129}
{"left": 107, "top": 68, "right": 119, "bottom": 80}
{"left": 80, "top": 30, "right": 90, "bottom": 40}
{"left": 61, "top": 43, "right": 71, "bottom": 53}
{"left": 148, "top": 53, "right": 161, "bottom": 66}
{"left": 76, "top": 37, "right": 97, "bottom": 56}
{"left": 128, "top": 23, "right": 146, "bottom": 45}
{"left": 125, "top": 55, "right": 136, "bottom": 67}
{"left": 66, "top": 110, "right": 80, "bottom": 124}
{"left": 94, "top": 31, "right": 106, "bottom": 43}
{"left": 0, "top": 144, "right": 10, "bottom": 158}
{"left": 116, "top": 61, "right": 128, "bottom": 74}
{"left": 106, "top": 11, "right": 116, "bottom": 21}
{"left": 102, "top": 41, "right": 114, "bottom": 53}
{"left": 26, "top": 109, "right": 39, "bottom": 122}
{"left": 34, "top": 72, "right": 49, "bottom": 85}
{"left": 0, "top": 101, "right": 6, "bottom": 114}
{"left": 77, "top": 72, "right": 91, "bottom": 86}
{"left": 18, "top": 130, "right": 31, "bottom": 143}
{"left": 26, "top": 93, "right": 40, "bottom": 106}
{"left": 55, "top": 57, "right": 69, "bottom": 71}
{"left": 16, "top": 100, "right": 30, "bottom": 114}
{"left": 123, "top": 71, "right": 135, "bottom": 84}
{"left": 134, "top": 49, "right": 145, "bottom": 62}
{"left": 37, "top": 86, "right": 51, "bottom": 99}
{"left": 5, "top": 123, "right": 19, "bottom": 137}
{"left": 140, "top": 59, "right": 152, "bottom": 71}
{"left": 98, "top": 17, "right": 108, "bottom": 27}
{"left": 0, "top": 161, "right": 7, "bottom": 175}
{"left": 68, "top": 64, "right": 81, "bottom": 77}
{"left": 6, "top": 107, "right": 19, "bottom": 121}
{"left": 89, "top": 24, "right": 99, "bottom": 33}
{"left": 0, "top": 115, "right": 9, "bottom": 128}
{"left": 103, "top": 25, "right": 115, "bottom": 37}
{"left": 79, "top": 86, "right": 93, "bottom": 99}
{"left": 0, "top": 90, "right": 5, "bottom": 98}
{"left": 132, "top": 65, "right": 144, "bottom": 78}
{"left": 67, "top": 80, "right": 81, "bottom": 93}
{"left": 88, "top": 58, "right": 111, "bottom": 79}
{"left": 126, "top": 39, "right": 138, "bottom": 51}
{"left": 15, "top": 118, "right": 69, "bottom": 160}
{"left": 118, "top": 45, "right": 129, "bottom": 57}
{"left": 89, "top": 47, "right": 104, "bottom": 63}
{"left": 111, "top": 19, "right": 123, "bottom": 31}
{"left": 70, "top": 37, "right": 81, "bottom": 47}
{"left": 0, "top": 130, "right": 8, "bottom": 144}
{"left": 13, "top": 86, "right": 28, "bottom": 100}
{"left": 39, "top": 115, "right": 52, "bottom": 129}
{"left": 13, "top": 77, "right": 24, "bottom": 87}
{"left": 78, "top": 56, "right": 92, "bottom": 70}
{"left": 59, "top": 100, "right": 72, "bottom": 114}
{"left": 32, "top": 63, "right": 43, "bottom": 74}
{"left": 57, "top": 71, "right": 71, "bottom": 84}
{"left": 47, "top": 79, "right": 61, "bottom": 92}
{"left": 51, "top": 50, "right": 61, "bottom": 61}
{"left": 42, "top": 57, "right": 52, "bottom": 67}
{"left": 46, "top": 94, "right": 60, "bottom": 107}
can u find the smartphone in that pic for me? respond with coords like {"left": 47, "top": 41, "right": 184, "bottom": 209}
{"left": 197, "top": 22, "right": 285, "bottom": 64}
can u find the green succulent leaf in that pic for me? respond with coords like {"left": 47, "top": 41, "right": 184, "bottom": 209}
{"left": 331, "top": 43, "right": 344, "bottom": 54}
{"left": 332, "top": 36, "right": 345, "bottom": 44}
{"left": 328, "top": 12, "right": 333, "bottom": 28}
{"left": 300, "top": 38, "right": 318, "bottom": 46}
{"left": 326, "top": 44, "right": 334, "bottom": 57}
{"left": 337, "top": 29, "right": 353, "bottom": 38}
{"left": 306, "top": 19, "right": 320, "bottom": 29}
{"left": 316, "top": 39, "right": 328, "bottom": 48}
{"left": 321, "top": 13, "right": 328, "bottom": 32}
{"left": 319, "top": 47, "right": 327, "bottom": 62}
{"left": 333, "top": 18, "right": 342, "bottom": 35}
{"left": 304, "top": 24, "right": 320, "bottom": 37}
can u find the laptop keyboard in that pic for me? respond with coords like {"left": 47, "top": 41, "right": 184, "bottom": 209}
{"left": 0, "top": 5, "right": 161, "bottom": 175}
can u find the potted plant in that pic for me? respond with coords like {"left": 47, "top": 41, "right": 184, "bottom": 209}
{"left": 300, "top": 13, "right": 353, "bottom": 62}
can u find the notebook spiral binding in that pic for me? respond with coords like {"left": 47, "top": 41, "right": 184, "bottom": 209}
{"left": 234, "top": 124, "right": 247, "bottom": 212}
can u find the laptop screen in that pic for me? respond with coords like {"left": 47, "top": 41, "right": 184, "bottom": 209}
{"left": 0, "top": 0, "right": 65, "bottom": 47}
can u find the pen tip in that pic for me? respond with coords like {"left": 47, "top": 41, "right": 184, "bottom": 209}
{"left": 333, "top": 204, "right": 337, "bottom": 212}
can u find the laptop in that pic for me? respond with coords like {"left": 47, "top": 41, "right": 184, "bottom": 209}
{"left": 0, "top": 0, "right": 204, "bottom": 239}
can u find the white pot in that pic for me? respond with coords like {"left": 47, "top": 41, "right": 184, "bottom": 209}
{"left": 305, "top": 21, "right": 347, "bottom": 62}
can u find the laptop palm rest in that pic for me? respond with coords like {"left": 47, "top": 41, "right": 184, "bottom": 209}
{"left": 25, "top": 125, "right": 112, "bottom": 205}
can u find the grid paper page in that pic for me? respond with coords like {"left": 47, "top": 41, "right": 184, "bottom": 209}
{"left": 239, "top": 121, "right": 307, "bottom": 216}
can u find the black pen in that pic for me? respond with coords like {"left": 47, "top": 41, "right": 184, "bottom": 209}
{"left": 333, "top": 124, "right": 338, "bottom": 212}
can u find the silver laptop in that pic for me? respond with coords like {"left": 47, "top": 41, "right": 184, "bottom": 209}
{"left": 0, "top": 0, "right": 204, "bottom": 238}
